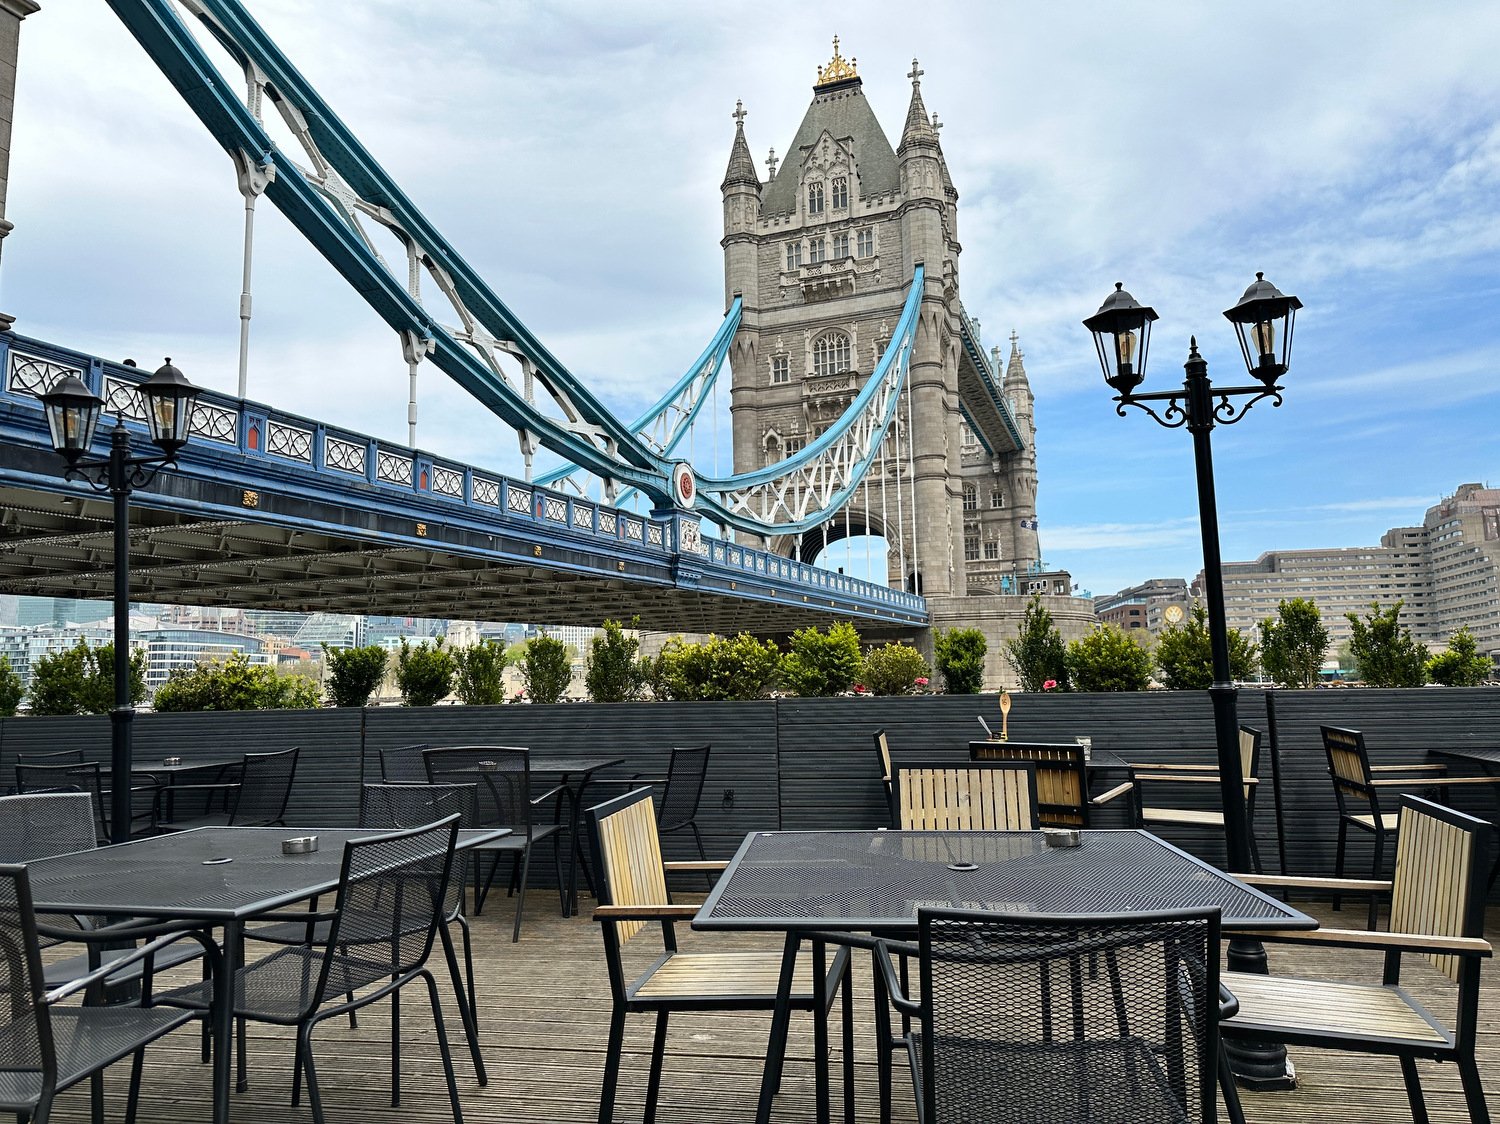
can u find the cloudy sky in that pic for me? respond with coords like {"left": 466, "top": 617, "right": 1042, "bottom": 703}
{"left": 6, "top": 2, "right": 1499, "bottom": 599}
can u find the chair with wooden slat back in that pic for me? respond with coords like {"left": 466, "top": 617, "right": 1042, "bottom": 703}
{"left": 873, "top": 729, "right": 896, "bottom": 827}
{"left": 1319, "top": 725, "right": 1447, "bottom": 924}
{"left": 1222, "top": 796, "right": 1493, "bottom": 1124}
{"left": 586, "top": 787, "right": 852, "bottom": 1124}
{"left": 968, "top": 740, "right": 1132, "bottom": 828}
{"left": 892, "top": 760, "right": 1039, "bottom": 831}
{"left": 1129, "top": 725, "right": 1264, "bottom": 872}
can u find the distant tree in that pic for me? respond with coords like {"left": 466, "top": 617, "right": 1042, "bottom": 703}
{"left": 1258, "top": 598, "right": 1331, "bottom": 688}
{"left": 585, "top": 619, "right": 646, "bottom": 703}
{"left": 861, "top": 642, "right": 930, "bottom": 696}
{"left": 1155, "top": 603, "right": 1258, "bottom": 690}
{"left": 1004, "top": 596, "right": 1069, "bottom": 692}
{"left": 520, "top": 634, "right": 573, "bottom": 704}
{"left": 1345, "top": 601, "right": 1427, "bottom": 687}
{"left": 153, "top": 652, "right": 319, "bottom": 711}
{"left": 934, "top": 627, "right": 988, "bottom": 695}
{"left": 1425, "top": 628, "right": 1494, "bottom": 687}
{"left": 1068, "top": 625, "right": 1152, "bottom": 692}
{"left": 395, "top": 637, "right": 455, "bottom": 706}
{"left": 780, "top": 622, "right": 863, "bottom": 697}
{"left": 28, "top": 641, "right": 146, "bottom": 716}
{"left": 452, "top": 638, "right": 512, "bottom": 705}
{"left": 0, "top": 659, "right": 23, "bottom": 716}
{"left": 323, "top": 643, "right": 388, "bottom": 707}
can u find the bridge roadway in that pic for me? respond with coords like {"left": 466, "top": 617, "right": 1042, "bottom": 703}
{"left": 0, "top": 334, "right": 927, "bottom": 638}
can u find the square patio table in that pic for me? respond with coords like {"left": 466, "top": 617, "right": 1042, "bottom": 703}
{"left": 131, "top": 756, "right": 241, "bottom": 823}
{"left": 695, "top": 828, "right": 1315, "bottom": 1124}
{"left": 527, "top": 753, "right": 626, "bottom": 915}
{"left": 24, "top": 824, "right": 509, "bottom": 1124}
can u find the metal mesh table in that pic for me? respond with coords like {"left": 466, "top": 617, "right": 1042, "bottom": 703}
{"left": 24, "top": 825, "right": 508, "bottom": 1124}
{"left": 695, "top": 829, "right": 1313, "bottom": 1124}
{"left": 529, "top": 754, "right": 625, "bottom": 914}
{"left": 696, "top": 829, "right": 1312, "bottom": 932}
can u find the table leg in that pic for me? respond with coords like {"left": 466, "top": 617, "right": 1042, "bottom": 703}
{"left": 812, "top": 937, "right": 829, "bottom": 1124}
{"left": 755, "top": 932, "right": 801, "bottom": 1124}
{"left": 213, "top": 920, "right": 241, "bottom": 1124}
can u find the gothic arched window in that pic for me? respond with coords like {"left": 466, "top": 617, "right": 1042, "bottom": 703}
{"left": 963, "top": 485, "right": 978, "bottom": 511}
{"left": 807, "top": 181, "right": 824, "bottom": 215}
{"left": 812, "top": 332, "right": 851, "bottom": 378}
{"left": 991, "top": 488, "right": 1005, "bottom": 508}
{"left": 832, "top": 177, "right": 848, "bottom": 209}
{"left": 832, "top": 233, "right": 850, "bottom": 259}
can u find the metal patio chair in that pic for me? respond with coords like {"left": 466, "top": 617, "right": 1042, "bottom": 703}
{"left": 587, "top": 786, "right": 852, "bottom": 1124}
{"left": 156, "top": 817, "right": 467, "bottom": 1124}
{"left": 0, "top": 863, "right": 215, "bottom": 1124}
{"left": 873, "top": 905, "right": 1231, "bottom": 1124}
{"left": 14, "top": 759, "right": 156, "bottom": 841}
{"left": 1129, "top": 725, "right": 1264, "bottom": 872}
{"left": 423, "top": 746, "right": 564, "bottom": 942}
{"left": 969, "top": 740, "right": 1133, "bottom": 827}
{"left": 1223, "top": 795, "right": 1492, "bottom": 1124}
{"left": 379, "top": 742, "right": 431, "bottom": 783}
{"left": 892, "top": 759, "right": 1040, "bottom": 831}
{"left": 152, "top": 746, "right": 300, "bottom": 831}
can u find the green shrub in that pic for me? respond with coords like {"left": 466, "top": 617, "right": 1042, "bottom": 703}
{"left": 1346, "top": 601, "right": 1427, "bottom": 687}
{"left": 28, "top": 641, "right": 146, "bottom": 715}
{"left": 861, "top": 643, "right": 930, "bottom": 696}
{"left": 1425, "top": 628, "right": 1493, "bottom": 687}
{"left": 780, "top": 622, "right": 863, "bottom": 697}
{"left": 1154, "top": 603, "right": 1258, "bottom": 690}
{"left": 152, "top": 651, "right": 320, "bottom": 711}
{"left": 650, "top": 634, "right": 781, "bottom": 701}
{"left": 585, "top": 619, "right": 646, "bottom": 703}
{"left": 1067, "top": 626, "right": 1152, "bottom": 692}
{"left": 934, "top": 627, "right": 987, "bottom": 695}
{"left": 323, "top": 644, "right": 387, "bottom": 707}
{"left": 453, "top": 639, "right": 512, "bottom": 705}
{"left": 520, "top": 635, "right": 573, "bottom": 704}
{"left": 0, "top": 659, "right": 23, "bottom": 716}
{"left": 395, "top": 637, "right": 455, "bottom": 706}
{"left": 1004, "top": 596, "right": 1069, "bottom": 692}
{"left": 1258, "top": 598, "right": 1330, "bottom": 688}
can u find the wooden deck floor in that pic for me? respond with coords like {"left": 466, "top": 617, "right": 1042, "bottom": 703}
{"left": 40, "top": 891, "right": 1500, "bottom": 1124}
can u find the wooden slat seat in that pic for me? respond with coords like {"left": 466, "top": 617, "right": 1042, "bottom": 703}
{"left": 1352, "top": 812, "right": 1400, "bottom": 832}
{"left": 1221, "top": 795, "right": 1493, "bottom": 1123}
{"left": 633, "top": 951, "right": 822, "bottom": 1004}
{"left": 1224, "top": 972, "right": 1450, "bottom": 1047}
{"left": 1130, "top": 725, "right": 1264, "bottom": 871}
{"left": 1141, "top": 807, "right": 1225, "bottom": 828}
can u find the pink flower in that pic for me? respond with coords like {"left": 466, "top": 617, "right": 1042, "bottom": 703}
{"left": 914, "top": 677, "right": 929, "bottom": 687}
{"left": 853, "top": 684, "right": 868, "bottom": 694}
{"left": 1042, "top": 679, "right": 1058, "bottom": 691}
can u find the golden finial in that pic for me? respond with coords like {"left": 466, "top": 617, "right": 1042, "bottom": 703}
{"left": 815, "top": 35, "right": 859, "bottom": 87}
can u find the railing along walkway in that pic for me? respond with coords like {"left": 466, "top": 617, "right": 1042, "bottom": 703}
{"left": 35, "top": 894, "right": 1500, "bottom": 1122}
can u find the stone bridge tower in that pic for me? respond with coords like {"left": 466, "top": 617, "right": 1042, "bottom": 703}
{"left": 718, "top": 41, "right": 1097, "bottom": 683}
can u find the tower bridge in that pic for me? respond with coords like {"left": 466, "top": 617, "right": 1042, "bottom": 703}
{"left": 0, "top": 5, "right": 1098, "bottom": 678}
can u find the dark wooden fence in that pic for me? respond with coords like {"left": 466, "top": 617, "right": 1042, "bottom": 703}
{"left": 3, "top": 689, "right": 1497, "bottom": 893}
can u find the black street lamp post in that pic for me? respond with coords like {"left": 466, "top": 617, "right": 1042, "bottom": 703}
{"left": 1084, "top": 274, "right": 1302, "bottom": 1088}
{"left": 40, "top": 360, "right": 200, "bottom": 844}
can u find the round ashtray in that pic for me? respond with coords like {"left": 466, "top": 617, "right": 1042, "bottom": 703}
{"left": 163, "top": 756, "right": 182, "bottom": 766}
{"left": 477, "top": 760, "right": 499, "bottom": 772}
{"left": 946, "top": 862, "right": 979, "bottom": 872}
{"left": 282, "top": 836, "right": 319, "bottom": 855}
{"left": 1043, "top": 828, "right": 1081, "bottom": 849}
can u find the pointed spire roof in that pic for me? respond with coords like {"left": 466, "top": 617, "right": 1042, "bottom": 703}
{"left": 898, "top": 59, "right": 938, "bottom": 154}
{"left": 721, "top": 99, "right": 760, "bottom": 191}
{"left": 1006, "top": 330, "right": 1031, "bottom": 388}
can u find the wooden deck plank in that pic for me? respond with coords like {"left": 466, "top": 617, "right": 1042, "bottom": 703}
{"left": 35, "top": 896, "right": 1500, "bottom": 1123}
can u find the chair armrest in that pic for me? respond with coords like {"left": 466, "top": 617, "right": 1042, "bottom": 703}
{"left": 35, "top": 915, "right": 206, "bottom": 943}
{"left": 663, "top": 861, "right": 729, "bottom": 873}
{"left": 41, "top": 928, "right": 219, "bottom": 1005}
{"left": 872, "top": 938, "right": 922, "bottom": 1016}
{"left": 1371, "top": 763, "right": 1447, "bottom": 774}
{"left": 1218, "top": 982, "right": 1240, "bottom": 1021}
{"left": 1371, "top": 777, "right": 1500, "bottom": 787}
{"left": 1090, "top": 781, "right": 1135, "bottom": 805}
{"left": 528, "top": 784, "right": 567, "bottom": 804}
{"left": 1228, "top": 873, "right": 1391, "bottom": 894}
{"left": 1225, "top": 926, "right": 1492, "bottom": 956}
{"left": 1134, "top": 774, "right": 1258, "bottom": 785}
{"left": 588, "top": 776, "right": 668, "bottom": 788}
{"left": 592, "top": 904, "right": 700, "bottom": 922}
{"left": 1127, "top": 763, "right": 1221, "bottom": 772}
{"left": 150, "top": 782, "right": 239, "bottom": 795}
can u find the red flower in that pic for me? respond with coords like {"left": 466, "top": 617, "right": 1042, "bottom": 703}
{"left": 1042, "top": 679, "right": 1058, "bottom": 691}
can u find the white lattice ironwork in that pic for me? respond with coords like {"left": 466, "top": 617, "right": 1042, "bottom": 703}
{"left": 103, "top": 377, "right": 146, "bottom": 421}
{"left": 376, "top": 451, "right": 412, "bottom": 486}
{"left": 7, "top": 352, "right": 82, "bottom": 397}
{"left": 431, "top": 465, "right": 463, "bottom": 498}
{"left": 325, "top": 435, "right": 365, "bottom": 475}
{"left": 267, "top": 420, "right": 313, "bottom": 462}
{"left": 507, "top": 486, "right": 531, "bottom": 514}
{"left": 572, "top": 504, "right": 594, "bottom": 530}
{"left": 542, "top": 496, "right": 567, "bottom": 523}
{"left": 598, "top": 510, "right": 616, "bottom": 534}
{"left": 190, "top": 401, "right": 238, "bottom": 444}
{"left": 473, "top": 477, "right": 500, "bottom": 506}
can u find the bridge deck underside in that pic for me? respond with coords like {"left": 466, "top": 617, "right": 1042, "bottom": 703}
{"left": 0, "top": 485, "right": 916, "bottom": 638}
